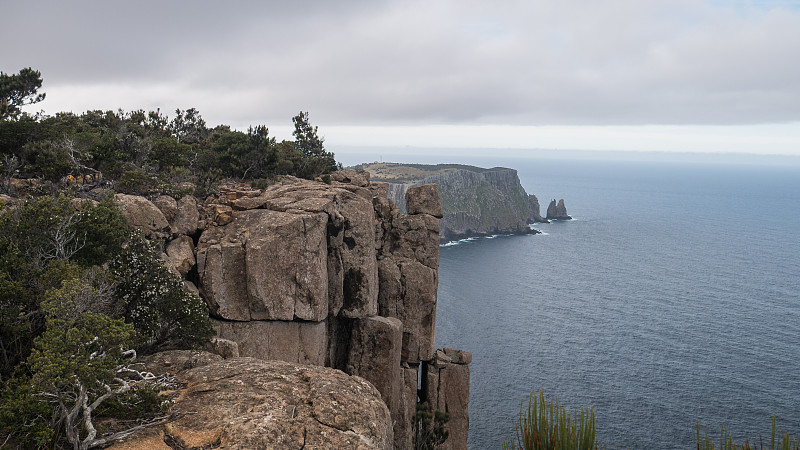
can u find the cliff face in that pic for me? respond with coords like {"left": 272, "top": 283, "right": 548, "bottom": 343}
{"left": 111, "top": 171, "right": 470, "bottom": 450}
{"left": 383, "top": 166, "right": 545, "bottom": 242}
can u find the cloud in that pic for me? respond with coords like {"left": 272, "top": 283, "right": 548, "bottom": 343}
{"left": 3, "top": 0, "right": 800, "bottom": 128}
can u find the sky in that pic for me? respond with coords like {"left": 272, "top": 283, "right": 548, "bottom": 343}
{"left": 3, "top": 0, "right": 800, "bottom": 157}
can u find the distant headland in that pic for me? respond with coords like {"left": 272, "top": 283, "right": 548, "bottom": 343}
{"left": 353, "top": 162, "right": 570, "bottom": 242}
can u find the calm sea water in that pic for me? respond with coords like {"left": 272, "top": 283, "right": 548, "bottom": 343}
{"left": 431, "top": 157, "right": 800, "bottom": 449}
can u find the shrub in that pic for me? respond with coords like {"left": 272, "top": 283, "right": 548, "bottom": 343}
{"left": 117, "top": 169, "right": 161, "bottom": 196}
{"left": 414, "top": 401, "right": 450, "bottom": 449}
{"left": 502, "top": 389, "right": 597, "bottom": 450}
{"left": 71, "top": 195, "right": 131, "bottom": 266}
{"left": 109, "top": 231, "right": 213, "bottom": 352}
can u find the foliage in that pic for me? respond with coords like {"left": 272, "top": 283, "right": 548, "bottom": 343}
{"left": 0, "top": 68, "right": 45, "bottom": 121}
{"left": 117, "top": 169, "right": 162, "bottom": 196}
{"left": 0, "top": 373, "right": 55, "bottom": 448}
{"left": 0, "top": 194, "right": 84, "bottom": 266}
{"left": 93, "top": 384, "right": 171, "bottom": 419}
{"left": 414, "top": 401, "right": 450, "bottom": 450}
{"left": 697, "top": 417, "right": 800, "bottom": 450}
{"left": 28, "top": 276, "right": 139, "bottom": 449}
{"left": 502, "top": 390, "right": 597, "bottom": 450}
{"left": 71, "top": 195, "right": 131, "bottom": 267}
{"left": 109, "top": 231, "right": 213, "bottom": 352}
{"left": 1, "top": 74, "right": 341, "bottom": 186}
{"left": 292, "top": 111, "right": 339, "bottom": 179}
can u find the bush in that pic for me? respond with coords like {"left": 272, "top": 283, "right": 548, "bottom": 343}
{"left": 117, "top": 170, "right": 161, "bottom": 196}
{"left": 71, "top": 195, "right": 131, "bottom": 266}
{"left": 502, "top": 390, "right": 597, "bottom": 450}
{"left": 109, "top": 231, "right": 213, "bottom": 352}
{"left": 414, "top": 401, "right": 449, "bottom": 449}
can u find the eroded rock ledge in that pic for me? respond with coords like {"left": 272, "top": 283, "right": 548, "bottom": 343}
{"left": 112, "top": 355, "right": 393, "bottom": 450}
{"left": 112, "top": 171, "right": 470, "bottom": 450}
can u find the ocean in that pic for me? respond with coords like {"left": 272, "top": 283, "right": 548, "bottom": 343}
{"left": 428, "top": 155, "right": 800, "bottom": 449}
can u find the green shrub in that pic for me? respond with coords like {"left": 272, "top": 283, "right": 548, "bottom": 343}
{"left": 414, "top": 401, "right": 449, "bottom": 450}
{"left": 71, "top": 195, "right": 131, "bottom": 266}
{"left": 117, "top": 169, "right": 161, "bottom": 196}
{"left": 0, "top": 374, "right": 55, "bottom": 448}
{"left": 502, "top": 390, "right": 597, "bottom": 450}
{"left": 109, "top": 231, "right": 213, "bottom": 352}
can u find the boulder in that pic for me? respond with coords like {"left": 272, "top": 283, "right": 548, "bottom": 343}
{"left": 368, "top": 181, "right": 390, "bottom": 200}
{"left": 172, "top": 195, "right": 199, "bottom": 235}
{"left": 111, "top": 358, "right": 393, "bottom": 450}
{"left": 197, "top": 209, "right": 329, "bottom": 322}
{"left": 152, "top": 195, "right": 177, "bottom": 223}
{"left": 214, "top": 319, "right": 327, "bottom": 366}
{"left": 164, "top": 235, "right": 195, "bottom": 277}
{"left": 204, "top": 337, "right": 240, "bottom": 359}
{"left": 331, "top": 169, "right": 370, "bottom": 187}
{"left": 114, "top": 194, "right": 170, "bottom": 238}
{"left": 406, "top": 184, "right": 443, "bottom": 218}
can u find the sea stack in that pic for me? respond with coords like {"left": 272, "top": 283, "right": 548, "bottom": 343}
{"left": 546, "top": 198, "right": 572, "bottom": 220}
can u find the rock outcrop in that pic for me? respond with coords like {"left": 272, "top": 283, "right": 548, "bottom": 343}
{"left": 546, "top": 198, "right": 572, "bottom": 220}
{"left": 112, "top": 356, "right": 393, "bottom": 450}
{"left": 371, "top": 164, "right": 546, "bottom": 242}
{"left": 112, "top": 173, "right": 470, "bottom": 449}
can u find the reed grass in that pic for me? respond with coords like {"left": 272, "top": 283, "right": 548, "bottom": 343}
{"left": 501, "top": 389, "right": 597, "bottom": 450}
{"left": 697, "top": 417, "right": 800, "bottom": 450}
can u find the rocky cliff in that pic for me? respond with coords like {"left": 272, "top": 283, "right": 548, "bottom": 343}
{"left": 110, "top": 171, "right": 470, "bottom": 450}
{"left": 363, "top": 163, "right": 546, "bottom": 242}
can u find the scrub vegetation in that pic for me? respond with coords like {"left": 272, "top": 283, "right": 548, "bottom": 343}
{"left": 0, "top": 68, "right": 341, "bottom": 448}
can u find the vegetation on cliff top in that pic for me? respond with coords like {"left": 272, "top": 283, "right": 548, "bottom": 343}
{"left": 0, "top": 67, "right": 343, "bottom": 448}
{"left": 1, "top": 68, "right": 340, "bottom": 200}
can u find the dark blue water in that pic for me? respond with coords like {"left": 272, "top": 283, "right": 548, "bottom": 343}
{"left": 434, "top": 158, "right": 800, "bottom": 449}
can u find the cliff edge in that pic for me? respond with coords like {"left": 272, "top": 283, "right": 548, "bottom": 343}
{"left": 108, "top": 171, "right": 470, "bottom": 450}
{"left": 360, "top": 163, "right": 546, "bottom": 242}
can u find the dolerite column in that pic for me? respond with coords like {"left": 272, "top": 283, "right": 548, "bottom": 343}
{"left": 346, "top": 316, "right": 403, "bottom": 419}
{"left": 422, "top": 348, "right": 472, "bottom": 450}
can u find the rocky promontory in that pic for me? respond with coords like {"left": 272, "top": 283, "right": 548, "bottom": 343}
{"left": 106, "top": 171, "right": 470, "bottom": 449}
{"left": 359, "top": 163, "right": 548, "bottom": 242}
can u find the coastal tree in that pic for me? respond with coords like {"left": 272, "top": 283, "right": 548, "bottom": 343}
{"left": 0, "top": 68, "right": 45, "bottom": 121}
{"left": 292, "top": 111, "right": 338, "bottom": 179}
{"left": 28, "top": 274, "right": 171, "bottom": 450}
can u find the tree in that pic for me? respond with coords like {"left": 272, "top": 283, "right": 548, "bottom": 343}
{"left": 28, "top": 275, "right": 166, "bottom": 450}
{"left": 292, "top": 111, "right": 338, "bottom": 179}
{"left": 0, "top": 68, "right": 45, "bottom": 121}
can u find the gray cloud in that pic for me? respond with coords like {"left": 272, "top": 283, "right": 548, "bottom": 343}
{"left": 3, "top": 0, "right": 800, "bottom": 128}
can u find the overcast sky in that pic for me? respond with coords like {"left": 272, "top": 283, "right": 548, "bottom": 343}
{"left": 3, "top": 0, "right": 800, "bottom": 156}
